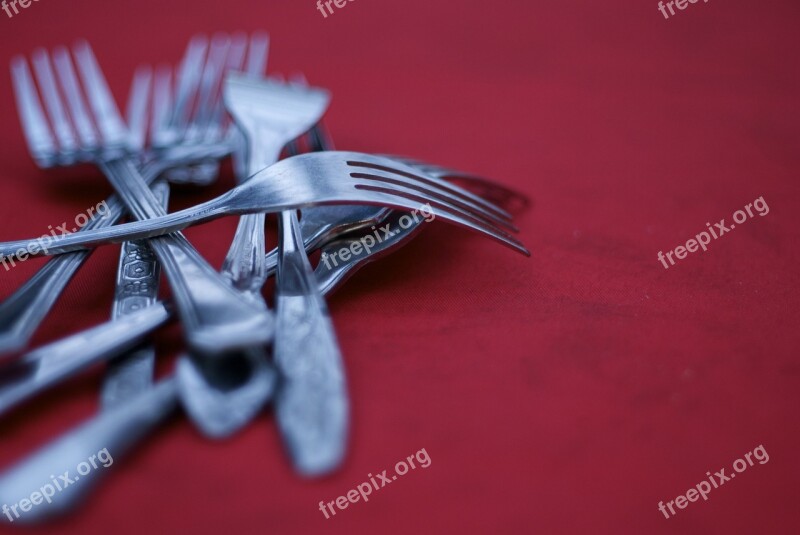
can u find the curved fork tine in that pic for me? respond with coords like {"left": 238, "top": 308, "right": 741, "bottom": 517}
{"left": 353, "top": 182, "right": 530, "bottom": 256}
{"left": 450, "top": 175, "right": 531, "bottom": 213}
{"left": 351, "top": 160, "right": 515, "bottom": 225}
{"left": 350, "top": 169, "right": 518, "bottom": 233}
{"left": 393, "top": 157, "right": 530, "bottom": 213}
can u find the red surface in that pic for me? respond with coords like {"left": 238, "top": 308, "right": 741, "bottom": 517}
{"left": 1, "top": 0, "right": 799, "bottom": 533}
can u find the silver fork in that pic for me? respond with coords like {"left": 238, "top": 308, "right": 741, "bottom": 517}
{"left": 0, "top": 36, "right": 243, "bottom": 357}
{"left": 0, "top": 151, "right": 529, "bottom": 259}
{"left": 100, "top": 181, "right": 168, "bottom": 409}
{"left": 222, "top": 73, "right": 345, "bottom": 473}
{"left": 221, "top": 73, "right": 329, "bottom": 293}
{"left": 314, "top": 172, "right": 529, "bottom": 295}
{"left": 111, "top": 33, "right": 277, "bottom": 437}
{"left": 262, "top": 158, "right": 523, "bottom": 275}
{"left": 175, "top": 35, "right": 277, "bottom": 438}
{"left": 10, "top": 42, "right": 273, "bottom": 354}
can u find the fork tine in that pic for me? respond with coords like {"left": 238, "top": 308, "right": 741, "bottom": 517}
{"left": 205, "top": 32, "right": 247, "bottom": 133}
{"left": 351, "top": 170, "right": 517, "bottom": 232}
{"left": 191, "top": 33, "right": 230, "bottom": 131}
{"left": 352, "top": 181, "right": 530, "bottom": 256}
{"left": 9, "top": 56, "right": 58, "bottom": 166}
{"left": 30, "top": 48, "right": 79, "bottom": 158}
{"left": 171, "top": 34, "right": 208, "bottom": 130}
{"left": 245, "top": 32, "right": 269, "bottom": 76}
{"left": 52, "top": 46, "right": 99, "bottom": 151}
{"left": 348, "top": 163, "right": 517, "bottom": 232}
{"left": 226, "top": 32, "right": 248, "bottom": 73}
{"left": 350, "top": 160, "right": 515, "bottom": 224}
{"left": 354, "top": 157, "right": 512, "bottom": 222}
{"left": 125, "top": 66, "right": 153, "bottom": 152}
{"left": 150, "top": 66, "right": 173, "bottom": 145}
{"left": 72, "top": 40, "right": 129, "bottom": 148}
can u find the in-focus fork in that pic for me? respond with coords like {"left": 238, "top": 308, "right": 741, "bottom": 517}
{"left": 10, "top": 42, "right": 273, "bottom": 354}
{"left": 0, "top": 151, "right": 529, "bottom": 260}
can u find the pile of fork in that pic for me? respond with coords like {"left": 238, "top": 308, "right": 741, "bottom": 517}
{"left": 0, "top": 32, "right": 528, "bottom": 521}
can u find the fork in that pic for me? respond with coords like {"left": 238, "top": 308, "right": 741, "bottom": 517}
{"left": 0, "top": 35, "right": 249, "bottom": 356}
{"left": 222, "top": 72, "right": 348, "bottom": 473}
{"left": 10, "top": 42, "right": 273, "bottom": 354}
{"left": 174, "top": 37, "right": 278, "bottom": 438}
{"left": 0, "top": 151, "right": 529, "bottom": 260}
{"left": 118, "top": 33, "right": 277, "bottom": 434}
{"left": 221, "top": 72, "right": 329, "bottom": 293}
{"left": 314, "top": 174, "right": 529, "bottom": 295}
{"left": 260, "top": 156, "right": 522, "bottom": 275}
{"left": 0, "top": 157, "right": 528, "bottom": 506}
{"left": 0, "top": 36, "right": 249, "bottom": 356}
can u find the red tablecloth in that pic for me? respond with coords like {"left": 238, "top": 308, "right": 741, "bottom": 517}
{"left": 1, "top": 0, "right": 798, "bottom": 533}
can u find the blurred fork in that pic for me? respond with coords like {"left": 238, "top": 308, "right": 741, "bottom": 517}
{"left": 10, "top": 42, "right": 273, "bottom": 354}
{"left": 106, "top": 33, "right": 277, "bottom": 438}
{"left": 0, "top": 151, "right": 529, "bottom": 260}
{"left": 222, "top": 72, "right": 346, "bottom": 474}
{"left": 221, "top": 72, "right": 330, "bottom": 293}
{"left": 0, "top": 35, "right": 249, "bottom": 356}
{"left": 172, "top": 36, "right": 276, "bottom": 438}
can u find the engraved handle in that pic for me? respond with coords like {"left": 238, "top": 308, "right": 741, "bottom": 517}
{"left": 101, "top": 181, "right": 169, "bottom": 409}
{"left": 274, "top": 211, "right": 349, "bottom": 476}
{"left": 99, "top": 158, "right": 274, "bottom": 354}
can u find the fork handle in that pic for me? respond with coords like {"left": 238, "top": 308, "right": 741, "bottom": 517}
{"left": 221, "top": 213, "right": 267, "bottom": 294}
{"left": 0, "top": 303, "right": 171, "bottom": 417}
{"left": 219, "top": 128, "right": 285, "bottom": 295}
{"left": 99, "top": 158, "right": 274, "bottom": 354}
{"left": 0, "top": 162, "right": 165, "bottom": 356}
{"left": 100, "top": 181, "right": 169, "bottom": 410}
{"left": 274, "top": 210, "right": 349, "bottom": 476}
{"left": 0, "top": 378, "right": 178, "bottom": 523}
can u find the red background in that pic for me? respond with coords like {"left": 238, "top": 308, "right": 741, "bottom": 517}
{"left": 1, "top": 0, "right": 799, "bottom": 533}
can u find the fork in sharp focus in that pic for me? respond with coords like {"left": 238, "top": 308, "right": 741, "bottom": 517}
{"left": 0, "top": 150, "right": 529, "bottom": 259}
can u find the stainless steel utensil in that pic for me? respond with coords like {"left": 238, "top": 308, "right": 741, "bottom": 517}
{"left": 10, "top": 43, "right": 273, "bottom": 354}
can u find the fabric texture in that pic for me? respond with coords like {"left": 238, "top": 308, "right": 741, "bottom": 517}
{"left": 0, "top": 0, "right": 798, "bottom": 533}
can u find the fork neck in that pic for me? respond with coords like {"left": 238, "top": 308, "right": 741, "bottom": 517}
{"left": 242, "top": 124, "right": 287, "bottom": 176}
